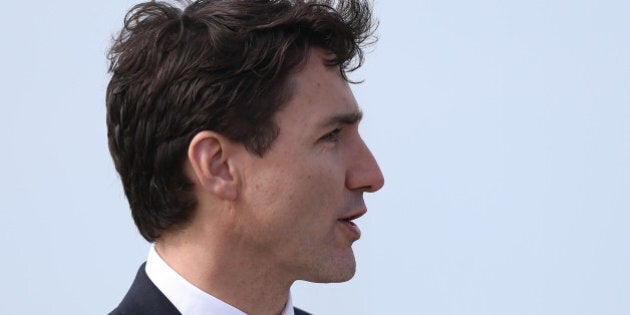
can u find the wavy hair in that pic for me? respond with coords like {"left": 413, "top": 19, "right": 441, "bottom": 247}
{"left": 106, "top": 0, "right": 376, "bottom": 241}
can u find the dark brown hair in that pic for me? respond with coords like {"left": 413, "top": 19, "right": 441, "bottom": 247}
{"left": 106, "top": 0, "right": 375, "bottom": 242}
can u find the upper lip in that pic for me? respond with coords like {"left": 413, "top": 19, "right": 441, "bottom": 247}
{"left": 338, "top": 208, "right": 367, "bottom": 221}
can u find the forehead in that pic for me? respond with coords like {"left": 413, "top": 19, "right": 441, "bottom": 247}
{"left": 277, "top": 49, "right": 360, "bottom": 128}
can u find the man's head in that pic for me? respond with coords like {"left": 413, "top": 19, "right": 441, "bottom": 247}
{"left": 212, "top": 48, "right": 384, "bottom": 282}
{"left": 107, "top": 0, "right": 382, "bottom": 281}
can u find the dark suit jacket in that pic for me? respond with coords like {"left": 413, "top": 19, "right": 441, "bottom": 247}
{"left": 110, "top": 263, "right": 311, "bottom": 315}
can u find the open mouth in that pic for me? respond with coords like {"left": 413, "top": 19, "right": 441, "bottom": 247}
{"left": 338, "top": 210, "right": 366, "bottom": 224}
{"left": 338, "top": 216, "right": 359, "bottom": 226}
{"left": 337, "top": 210, "right": 366, "bottom": 240}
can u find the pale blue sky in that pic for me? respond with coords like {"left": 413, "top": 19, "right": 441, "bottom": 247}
{"left": 1, "top": 0, "right": 628, "bottom": 314}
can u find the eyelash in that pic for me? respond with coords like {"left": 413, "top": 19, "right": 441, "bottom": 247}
{"left": 321, "top": 128, "right": 342, "bottom": 142}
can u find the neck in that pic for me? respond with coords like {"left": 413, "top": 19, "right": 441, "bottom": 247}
{"left": 154, "top": 228, "right": 293, "bottom": 315}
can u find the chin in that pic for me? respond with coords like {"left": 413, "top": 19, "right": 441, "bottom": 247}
{"left": 304, "top": 251, "right": 357, "bottom": 283}
{"left": 333, "top": 265, "right": 357, "bottom": 283}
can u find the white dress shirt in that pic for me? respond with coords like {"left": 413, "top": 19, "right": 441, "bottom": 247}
{"left": 145, "top": 245, "right": 295, "bottom": 315}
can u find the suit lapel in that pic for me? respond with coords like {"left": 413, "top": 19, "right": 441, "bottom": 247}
{"left": 111, "top": 263, "right": 312, "bottom": 315}
{"left": 110, "top": 262, "right": 181, "bottom": 315}
{"left": 293, "top": 307, "right": 312, "bottom": 315}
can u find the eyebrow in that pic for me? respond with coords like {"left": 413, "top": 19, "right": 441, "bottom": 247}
{"left": 319, "top": 110, "right": 363, "bottom": 129}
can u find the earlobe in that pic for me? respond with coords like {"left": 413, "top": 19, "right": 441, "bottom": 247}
{"left": 187, "top": 131, "right": 238, "bottom": 200}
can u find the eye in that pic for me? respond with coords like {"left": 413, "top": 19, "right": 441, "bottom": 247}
{"left": 321, "top": 128, "right": 342, "bottom": 142}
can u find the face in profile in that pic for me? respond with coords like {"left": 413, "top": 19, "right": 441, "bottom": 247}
{"left": 233, "top": 49, "right": 384, "bottom": 283}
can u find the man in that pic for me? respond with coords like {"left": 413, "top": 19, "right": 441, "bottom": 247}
{"left": 106, "top": 0, "right": 383, "bottom": 314}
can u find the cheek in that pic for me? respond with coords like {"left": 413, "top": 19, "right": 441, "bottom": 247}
{"left": 242, "top": 155, "right": 346, "bottom": 234}
{"left": 270, "top": 168, "right": 338, "bottom": 226}
{"left": 288, "top": 166, "right": 344, "bottom": 227}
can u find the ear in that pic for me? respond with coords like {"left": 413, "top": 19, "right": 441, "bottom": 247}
{"left": 187, "top": 131, "right": 238, "bottom": 201}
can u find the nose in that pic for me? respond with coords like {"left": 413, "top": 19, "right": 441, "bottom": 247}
{"left": 346, "top": 138, "right": 385, "bottom": 193}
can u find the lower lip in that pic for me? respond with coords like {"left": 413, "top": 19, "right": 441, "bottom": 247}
{"left": 338, "top": 220, "right": 361, "bottom": 240}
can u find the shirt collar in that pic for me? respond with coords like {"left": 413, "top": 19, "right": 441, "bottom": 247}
{"left": 145, "top": 244, "right": 295, "bottom": 315}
